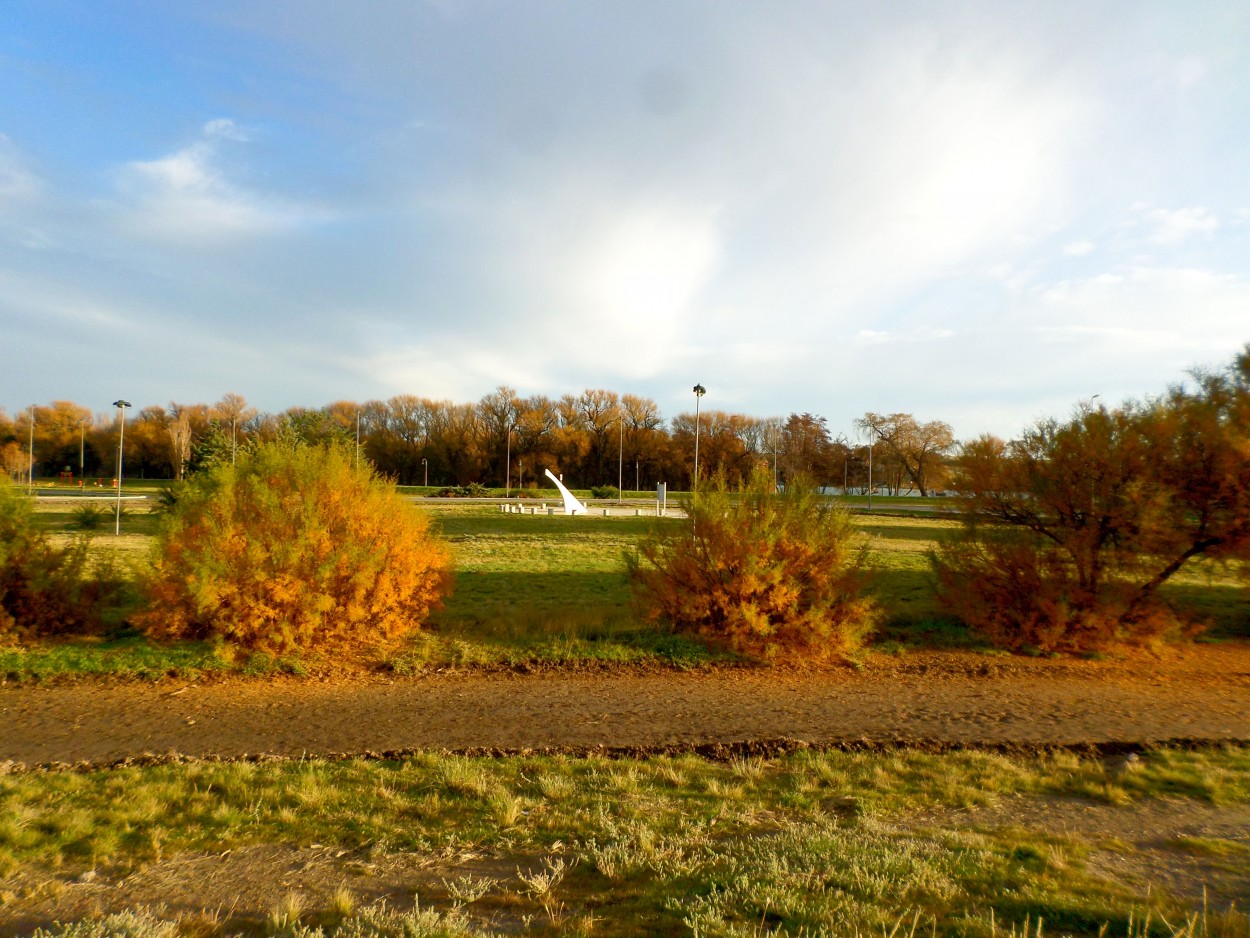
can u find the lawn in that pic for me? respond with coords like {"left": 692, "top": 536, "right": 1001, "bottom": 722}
{"left": 6, "top": 497, "right": 1247, "bottom": 681}
{"left": 2, "top": 745, "right": 1247, "bottom": 935}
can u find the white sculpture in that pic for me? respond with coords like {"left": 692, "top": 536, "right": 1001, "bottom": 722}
{"left": 544, "top": 468, "right": 587, "bottom": 515}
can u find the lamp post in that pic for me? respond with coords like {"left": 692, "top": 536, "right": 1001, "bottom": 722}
{"left": 618, "top": 409, "right": 624, "bottom": 505}
{"left": 355, "top": 412, "right": 361, "bottom": 471}
{"left": 692, "top": 383, "right": 706, "bottom": 491}
{"left": 772, "top": 424, "right": 780, "bottom": 494}
{"left": 27, "top": 405, "right": 35, "bottom": 495}
{"left": 79, "top": 418, "right": 86, "bottom": 479}
{"left": 421, "top": 457, "right": 428, "bottom": 488}
{"left": 112, "top": 400, "right": 131, "bottom": 535}
{"left": 635, "top": 458, "right": 639, "bottom": 494}
{"left": 866, "top": 440, "right": 873, "bottom": 511}
{"left": 505, "top": 426, "right": 512, "bottom": 497}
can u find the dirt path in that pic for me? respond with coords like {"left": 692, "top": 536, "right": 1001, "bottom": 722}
{"left": 3, "top": 646, "right": 1248, "bottom": 768}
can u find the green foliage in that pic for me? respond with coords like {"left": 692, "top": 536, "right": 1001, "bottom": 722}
{"left": 69, "top": 501, "right": 110, "bottom": 530}
{"left": 429, "top": 483, "right": 489, "bottom": 498}
{"left": 627, "top": 467, "right": 878, "bottom": 661}
{"left": 138, "top": 440, "right": 454, "bottom": 655}
{"left": 0, "top": 479, "right": 120, "bottom": 643}
{"left": 590, "top": 484, "right": 620, "bottom": 499}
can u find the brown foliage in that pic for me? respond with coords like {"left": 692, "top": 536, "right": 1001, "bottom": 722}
{"left": 627, "top": 468, "right": 877, "bottom": 662}
{"left": 0, "top": 478, "right": 116, "bottom": 643}
{"left": 935, "top": 345, "right": 1250, "bottom": 651}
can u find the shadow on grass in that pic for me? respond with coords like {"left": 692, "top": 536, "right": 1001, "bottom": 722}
{"left": 438, "top": 569, "right": 633, "bottom": 625}
{"left": 1159, "top": 582, "right": 1250, "bottom": 640}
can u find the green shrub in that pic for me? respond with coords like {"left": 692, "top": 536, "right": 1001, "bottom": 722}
{"left": 627, "top": 468, "right": 877, "bottom": 662}
{"left": 70, "top": 502, "right": 110, "bottom": 530}
{"left": 0, "top": 479, "right": 115, "bottom": 643}
{"left": 138, "top": 441, "right": 454, "bottom": 656}
{"left": 591, "top": 485, "right": 620, "bottom": 500}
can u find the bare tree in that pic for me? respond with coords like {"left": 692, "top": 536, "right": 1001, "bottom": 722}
{"left": 855, "top": 412, "right": 955, "bottom": 496}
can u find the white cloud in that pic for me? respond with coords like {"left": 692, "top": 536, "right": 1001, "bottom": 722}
{"left": 1062, "top": 240, "right": 1096, "bottom": 256}
{"left": 113, "top": 121, "right": 323, "bottom": 241}
{"left": 1139, "top": 205, "right": 1220, "bottom": 244}
{"left": 0, "top": 135, "right": 40, "bottom": 201}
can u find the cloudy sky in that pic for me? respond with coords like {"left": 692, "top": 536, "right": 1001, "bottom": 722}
{"left": 2, "top": 1, "right": 1248, "bottom": 438}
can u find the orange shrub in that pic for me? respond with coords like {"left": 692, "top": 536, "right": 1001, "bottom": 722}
{"left": 0, "top": 477, "right": 114, "bottom": 643}
{"left": 139, "top": 441, "right": 452, "bottom": 655}
{"left": 931, "top": 532, "right": 1181, "bottom": 653}
{"left": 627, "top": 468, "right": 877, "bottom": 662}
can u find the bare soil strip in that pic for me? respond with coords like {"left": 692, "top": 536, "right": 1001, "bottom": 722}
{"left": 2, "top": 646, "right": 1248, "bottom": 770}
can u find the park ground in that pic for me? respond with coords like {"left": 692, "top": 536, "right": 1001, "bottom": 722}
{"left": 0, "top": 492, "right": 1248, "bottom": 935}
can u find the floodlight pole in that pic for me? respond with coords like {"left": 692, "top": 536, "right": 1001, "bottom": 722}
{"left": 505, "top": 427, "right": 512, "bottom": 497}
{"left": 113, "top": 400, "right": 131, "bottom": 535}
{"left": 422, "top": 457, "right": 428, "bottom": 487}
{"left": 692, "top": 383, "right": 706, "bottom": 491}
{"left": 27, "top": 405, "right": 35, "bottom": 495}
{"left": 618, "top": 410, "right": 624, "bottom": 505}
{"left": 866, "top": 440, "right": 873, "bottom": 511}
{"left": 79, "top": 418, "right": 86, "bottom": 478}
{"left": 772, "top": 425, "right": 779, "bottom": 494}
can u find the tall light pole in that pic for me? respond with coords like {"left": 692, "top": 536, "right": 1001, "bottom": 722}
{"left": 355, "top": 411, "right": 361, "bottom": 471}
{"left": 692, "top": 383, "right": 706, "bottom": 491}
{"left": 422, "top": 457, "right": 428, "bottom": 487}
{"left": 79, "top": 418, "right": 86, "bottom": 479}
{"left": 113, "top": 400, "right": 131, "bottom": 535}
{"left": 772, "top": 424, "right": 780, "bottom": 494}
{"left": 866, "top": 440, "right": 873, "bottom": 511}
{"left": 635, "top": 458, "right": 639, "bottom": 494}
{"left": 618, "top": 409, "right": 624, "bottom": 505}
{"left": 27, "top": 405, "right": 35, "bottom": 495}
{"left": 505, "top": 426, "right": 512, "bottom": 497}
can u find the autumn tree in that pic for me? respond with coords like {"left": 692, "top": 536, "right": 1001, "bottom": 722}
{"left": 934, "top": 348, "right": 1250, "bottom": 651}
{"left": 855, "top": 413, "right": 955, "bottom": 496}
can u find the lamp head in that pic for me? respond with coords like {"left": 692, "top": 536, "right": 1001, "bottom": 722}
{"left": 113, "top": 400, "right": 132, "bottom": 409}
{"left": 692, "top": 384, "right": 706, "bottom": 397}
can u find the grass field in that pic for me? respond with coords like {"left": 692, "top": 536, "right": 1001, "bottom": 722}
{"left": 6, "top": 497, "right": 1250, "bottom": 934}
{"left": 2, "top": 745, "right": 1248, "bottom": 935}
{"left": 4, "top": 496, "right": 1247, "bottom": 681}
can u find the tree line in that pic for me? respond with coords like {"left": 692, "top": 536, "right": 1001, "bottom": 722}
{"left": 0, "top": 388, "right": 956, "bottom": 493}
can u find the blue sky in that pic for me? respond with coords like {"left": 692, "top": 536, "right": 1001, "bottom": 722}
{"left": 2, "top": 1, "right": 1248, "bottom": 438}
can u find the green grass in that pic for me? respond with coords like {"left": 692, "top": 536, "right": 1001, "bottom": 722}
{"left": 2, "top": 746, "right": 1247, "bottom": 935}
{"left": 7, "top": 503, "right": 1247, "bottom": 680}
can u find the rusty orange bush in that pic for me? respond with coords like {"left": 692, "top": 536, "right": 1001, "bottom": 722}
{"left": 0, "top": 477, "right": 116, "bottom": 643}
{"left": 627, "top": 468, "right": 877, "bottom": 662}
{"left": 139, "top": 440, "right": 452, "bottom": 655}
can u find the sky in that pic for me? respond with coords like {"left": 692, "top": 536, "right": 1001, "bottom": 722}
{"left": 2, "top": 1, "right": 1249, "bottom": 440}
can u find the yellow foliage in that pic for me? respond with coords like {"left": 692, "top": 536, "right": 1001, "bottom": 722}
{"left": 139, "top": 441, "right": 452, "bottom": 655}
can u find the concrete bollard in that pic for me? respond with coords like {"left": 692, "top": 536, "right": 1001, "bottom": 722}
{"left": 635, "top": 508, "right": 642, "bottom": 517}
{"left": 603, "top": 508, "right": 610, "bottom": 517}
{"left": 547, "top": 507, "right": 555, "bottom": 516}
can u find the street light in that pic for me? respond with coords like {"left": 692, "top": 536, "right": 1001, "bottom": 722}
{"left": 618, "top": 408, "right": 624, "bottom": 505}
{"left": 112, "top": 400, "right": 131, "bottom": 535}
{"left": 27, "top": 405, "right": 35, "bottom": 495}
{"left": 505, "top": 426, "right": 513, "bottom": 497}
{"left": 79, "top": 418, "right": 86, "bottom": 479}
{"left": 421, "top": 457, "right": 428, "bottom": 488}
{"left": 355, "top": 411, "right": 361, "bottom": 471}
{"left": 692, "top": 383, "right": 706, "bottom": 491}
